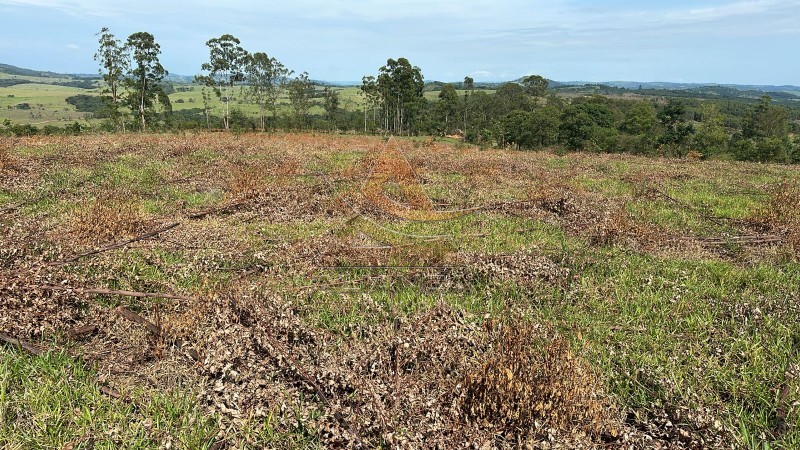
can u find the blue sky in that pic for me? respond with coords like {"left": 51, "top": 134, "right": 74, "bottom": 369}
{"left": 0, "top": 0, "right": 798, "bottom": 84}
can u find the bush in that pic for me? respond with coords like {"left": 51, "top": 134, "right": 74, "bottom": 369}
{"left": 42, "top": 125, "right": 62, "bottom": 136}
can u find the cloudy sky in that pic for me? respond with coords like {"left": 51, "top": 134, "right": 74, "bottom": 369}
{"left": 0, "top": 0, "right": 798, "bottom": 84}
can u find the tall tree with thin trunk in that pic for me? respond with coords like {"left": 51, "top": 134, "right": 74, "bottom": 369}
{"left": 199, "top": 34, "right": 249, "bottom": 130}
{"left": 463, "top": 76, "right": 474, "bottom": 137}
{"left": 200, "top": 87, "right": 214, "bottom": 130}
{"left": 322, "top": 87, "right": 340, "bottom": 130}
{"left": 245, "top": 52, "right": 292, "bottom": 131}
{"left": 124, "top": 32, "right": 169, "bottom": 131}
{"left": 360, "top": 75, "right": 379, "bottom": 133}
{"left": 437, "top": 83, "right": 459, "bottom": 134}
{"left": 287, "top": 72, "right": 314, "bottom": 129}
{"left": 94, "top": 27, "right": 128, "bottom": 131}
{"left": 374, "top": 57, "right": 424, "bottom": 135}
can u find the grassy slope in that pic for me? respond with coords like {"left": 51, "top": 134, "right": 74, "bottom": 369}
{"left": 1, "top": 134, "right": 799, "bottom": 448}
{"left": 0, "top": 83, "right": 99, "bottom": 125}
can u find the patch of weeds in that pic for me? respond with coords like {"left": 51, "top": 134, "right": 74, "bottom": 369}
{"left": 252, "top": 220, "right": 330, "bottom": 243}
{"left": 0, "top": 191, "right": 14, "bottom": 206}
{"left": 544, "top": 155, "right": 570, "bottom": 169}
{"left": 12, "top": 144, "right": 60, "bottom": 158}
{"left": 141, "top": 186, "right": 223, "bottom": 216}
{"left": 187, "top": 148, "right": 219, "bottom": 164}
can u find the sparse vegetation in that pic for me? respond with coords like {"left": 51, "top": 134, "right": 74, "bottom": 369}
{"left": 1, "top": 133, "right": 799, "bottom": 448}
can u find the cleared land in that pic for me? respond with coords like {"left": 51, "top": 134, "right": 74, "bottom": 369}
{"left": 1, "top": 133, "right": 799, "bottom": 448}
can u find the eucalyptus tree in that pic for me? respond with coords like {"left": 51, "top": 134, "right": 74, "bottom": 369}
{"left": 94, "top": 27, "right": 128, "bottom": 131}
{"left": 522, "top": 74, "right": 549, "bottom": 98}
{"left": 437, "top": 83, "right": 459, "bottom": 134}
{"left": 374, "top": 57, "right": 424, "bottom": 135}
{"left": 198, "top": 34, "right": 249, "bottom": 130}
{"left": 245, "top": 52, "right": 292, "bottom": 131}
{"left": 360, "top": 75, "right": 379, "bottom": 133}
{"left": 287, "top": 72, "right": 315, "bottom": 129}
{"left": 124, "top": 32, "right": 169, "bottom": 131}
{"left": 463, "top": 76, "right": 474, "bottom": 135}
{"left": 322, "top": 87, "right": 340, "bottom": 130}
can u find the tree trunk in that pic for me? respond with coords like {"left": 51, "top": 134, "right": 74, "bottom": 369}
{"left": 140, "top": 77, "right": 146, "bottom": 132}
{"left": 259, "top": 103, "right": 265, "bottom": 132}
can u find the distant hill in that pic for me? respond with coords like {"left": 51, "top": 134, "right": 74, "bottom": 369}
{"left": 0, "top": 63, "right": 68, "bottom": 79}
{"left": 0, "top": 63, "right": 100, "bottom": 89}
{"left": 586, "top": 80, "right": 800, "bottom": 94}
{"left": 3, "top": 61, "right": 800, "bottom": 97}
{"left": 0, "top": 63, "right": 98, "bottom": 80}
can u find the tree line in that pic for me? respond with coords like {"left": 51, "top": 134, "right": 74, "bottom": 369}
{"left": 2, "top": 28, "right": 798, "bottom": 164}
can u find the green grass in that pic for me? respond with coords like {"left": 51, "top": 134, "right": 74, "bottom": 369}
{"left": 532, "top": 250, "right": 800, "bottom": 448}
{"left": 0, "top": 348, "right": 218, "bottom": 449}
{"left": 0, "top": 83, "right": 97, "bottom": 125}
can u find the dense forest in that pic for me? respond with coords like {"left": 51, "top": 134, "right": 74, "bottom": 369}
{"left": 2, "top": 28, "right": 798, "bottom": 164}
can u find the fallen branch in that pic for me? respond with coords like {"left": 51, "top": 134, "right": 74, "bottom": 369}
{"left": 67, "top": 325, "right": 98, "bottom": 340}
{"left": 187, "top": 200, "right": 248, "bottom": 220}
{"left": 260, "top": 329, "right": 330, "bottom": 407}
{"left": 680, "top": 234, "right": 784, "bottom": 245}
{"left": 321, "top": 265, "right": 462, "bottom": 270}
{"left": 647, "top": 187, "right": 727, "bottom": 227}
{"left": 291, "top": 275, "right": 387, "bottom": 292}
{"left": 0, "top": 332, "right": 43, "bottom": 355}
{"left": 115, "top": 306, "right": 161, "bottom": 336}
{"left": 55, "top": 222, "right": 181, "bottom": 265}
{"left": 34, "top": 284, "right": 197, "bottom": 302}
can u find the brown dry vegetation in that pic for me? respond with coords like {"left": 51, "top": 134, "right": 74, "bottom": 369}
{"left": 1, "top": 133, "right": 799, "bottom": 449}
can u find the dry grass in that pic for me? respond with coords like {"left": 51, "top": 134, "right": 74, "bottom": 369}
{"left": 760, "top": 179, "right": 800, "bottom": 255}
{"left": 463, "top": 323, "right": 619, "bottom": 438}
{"left": 0, "top": 139, "right": 15, "bottom": 172}
{"left": 66, "top": 189, "right": 148, "bottom": 247}
{"left": 227, "top": 163, "right": 270, "bottom": 199}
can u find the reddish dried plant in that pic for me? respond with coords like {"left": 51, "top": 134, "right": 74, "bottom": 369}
{"left": 463, "top": 324, "right": 619, "bottom": 438}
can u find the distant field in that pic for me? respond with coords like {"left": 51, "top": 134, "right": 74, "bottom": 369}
{"left": 0, "top": 83, "right": 99, "bottom": 125}
{"left": 0, "top": 80, "right": 498, "bottom": 127}
{"left": 1, "top": 133, "right": 799, "bottom": 448}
